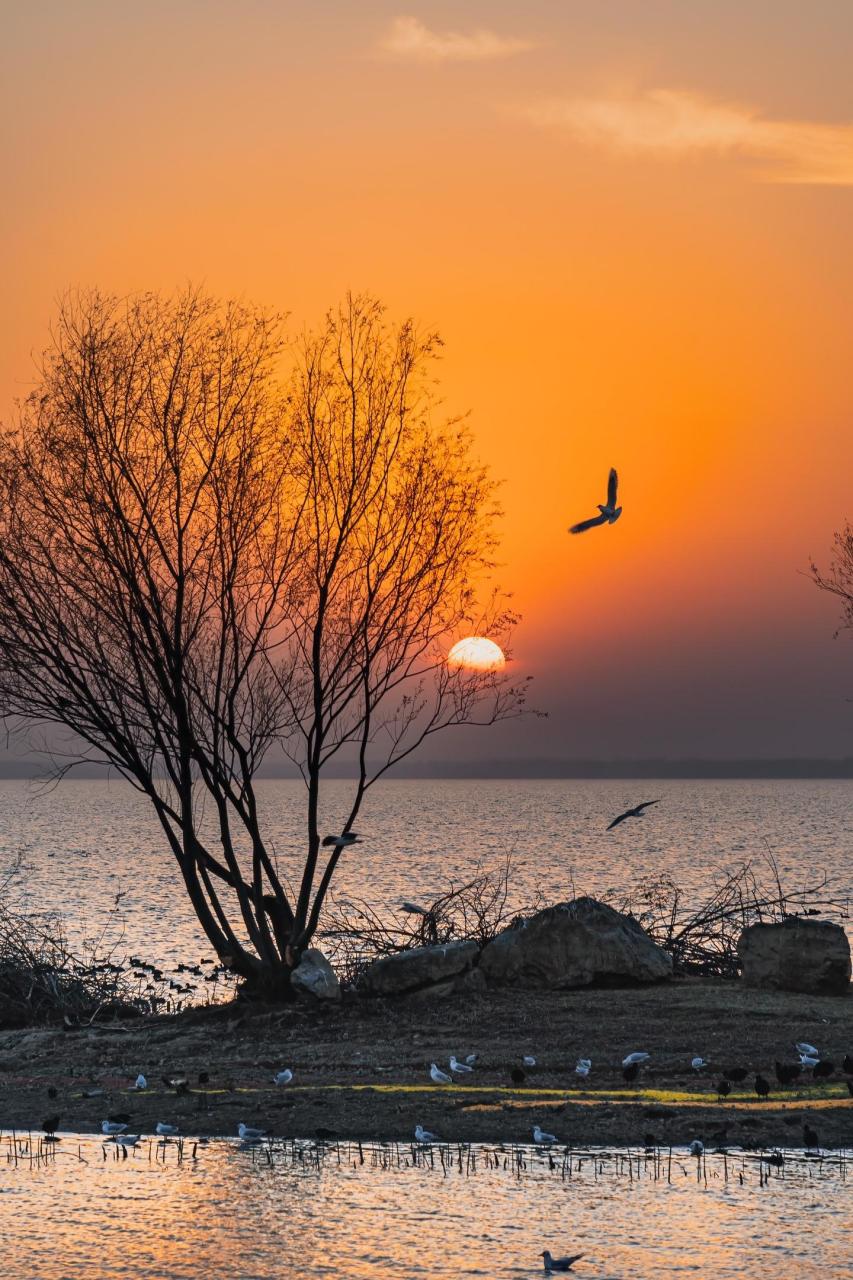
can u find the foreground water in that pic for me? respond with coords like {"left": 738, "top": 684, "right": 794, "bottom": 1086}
{"left": 1, "top": 1136, "right": 851, "bottom": 1279}
{"left": 1, "top": 778, "right": 850, "bottom": 987}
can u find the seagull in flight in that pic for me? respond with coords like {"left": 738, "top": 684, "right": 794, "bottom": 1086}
{"left": 322, "top": 832, "right": 361, "bottom": 847}
{"left": 569, "top": 467, "right": 622, "bottom": 535}
{"left": 607, "top": 800, "right": 661, "bottom": 831}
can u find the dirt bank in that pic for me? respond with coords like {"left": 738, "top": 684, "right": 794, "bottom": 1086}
{"left": 1, "top": 979, "right": 851, "bottom": 1149}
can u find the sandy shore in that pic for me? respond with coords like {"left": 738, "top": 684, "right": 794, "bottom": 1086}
{"left": 1, "top": 979, "right": 851, "bottom": 1148}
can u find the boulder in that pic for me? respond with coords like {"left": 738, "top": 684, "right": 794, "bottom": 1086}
{"left": 479, "top": 897, "right": 672, "bottom": 990}
{"left": 737, "top": 918, "right": 851, "bottom": 995}
{"left": 359, "top": 940, "right": 478, "bottom": 997}
{"left": 291, "top": 948, "right": 341, "bottom": 1002}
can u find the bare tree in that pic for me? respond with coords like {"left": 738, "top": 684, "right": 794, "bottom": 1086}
{"left": 812, "top": 523, "right": 853, "bottom": 636}
{"left": 0, "top": 289, "right": 529, "bottom": 997}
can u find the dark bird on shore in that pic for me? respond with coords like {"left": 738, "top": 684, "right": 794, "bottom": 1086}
{"left": 107, "top": 1113, "right": 132, "bottom": 1125}
{"left": 540, "top": 1250, "right": 584, "bottom": 1273}
{"left": 511, "top": 1066, "right": 526, "bottom": 1085}
{"left": 803, "top": 1123, "right": 820, "bottom": 1150}
{"left": 198, "top": 1071, "right": 210, "bottom": 1085}
{"left": 622, "top": 1061, "right": 641, "bottom": 1083}
{"left": 569, "top": 467, "right": 622, "bottom": 535}
{"left": 41, "top": 1115, "right": 60, "bottom": 1135}
{"left": 644, "top": 1132, "right": 661, "bottom": 1148}
{"left": 846, "top": 1080, "right": 853, "bottom": 1097}
{"left": 754, "top": 1075, "right": 770, "bottom": 1099}
{"left": 47, "top": 1086, "right": 58, "bottom": 1100}
{"left": 775, "top": 1061, "right": 802, "bottom": 1086}
{"left": 813, "top": 1059, "right": 835, "bottom": 1079}
{"left": 606, "top": 799, "right": 661, "bottom": 831}
{"left": 723, "top": 1067, "right": 749, "bottom": 1083}
{"left": 315, "top": 1127, "right": 338, "bottom": 1142}
{"left": 716, "top": 1080, "right": 731, "bottom": 1101}
{"left": 162, "top": 1075, "right": 189, "bottom": 1091}
{"left": 842, "top": 1054, "right": 853, "bottom": 1076}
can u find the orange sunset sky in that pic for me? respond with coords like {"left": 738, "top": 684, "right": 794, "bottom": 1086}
{"left": 1, "top": 1, "right": 852, "bottom": 764}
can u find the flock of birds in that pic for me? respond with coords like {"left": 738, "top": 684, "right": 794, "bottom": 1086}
{"left": 34, "top": 1035, "right": 853, "bottom": 1274}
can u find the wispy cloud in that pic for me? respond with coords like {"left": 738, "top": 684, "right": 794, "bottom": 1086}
{"left": 380, "top": 15, "right": 534, "bottom": 63}
{"left": 520, "top": 89, "right": 853, "bottom": 186}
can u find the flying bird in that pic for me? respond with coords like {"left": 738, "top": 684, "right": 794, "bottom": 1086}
{"left": 569, "top": 467, "right": 622, "bottom": 535}
{"left": 322, "top": 832, "right": 361, "bottom": 847}
{"left": 540, "top": 1250, "right": 584, "bottom": 1273}
{"left": 607, "top": 800, "right": 661, "bottom": 831}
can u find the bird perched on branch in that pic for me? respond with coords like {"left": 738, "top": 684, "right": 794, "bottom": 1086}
{"left": 569, "top": 467, "right": 622, "bottom": 535}
{"left": 607, "top": 800, "right": 661, "bottom": 831}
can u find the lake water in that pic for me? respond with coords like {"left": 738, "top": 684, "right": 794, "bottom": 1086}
{"left": 1, "top": 1136, "right": 851, "bottom": 1279}
{"left": 0, "top": 778, "right": 850, "bottom": 989}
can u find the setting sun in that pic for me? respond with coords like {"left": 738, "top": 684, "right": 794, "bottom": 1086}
{"left": 448, "top": 636, "right": 506, "bottom": 671}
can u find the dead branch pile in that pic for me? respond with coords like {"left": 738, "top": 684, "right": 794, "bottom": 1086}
{"left": 605, "top": 852, "right": 850, "bottom": 977}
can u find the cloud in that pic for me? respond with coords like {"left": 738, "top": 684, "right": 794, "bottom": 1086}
{"left": 521, "top": 89, "right": 853, "bottom": 185}
{"left": 380, "top": 15, "right": 533, "bottom": 63}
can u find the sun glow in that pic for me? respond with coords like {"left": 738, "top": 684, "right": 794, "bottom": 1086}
{"left": 447, "top": 636, "right": 506, "bottom": 671}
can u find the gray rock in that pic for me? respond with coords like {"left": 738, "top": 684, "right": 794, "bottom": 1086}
{"left": 359, "top": 940, "right": 479, "bottom": 997}
{"left": 737, "top": 918, "right": 851, "bottom": 994}
{"left": 479, "top": 897, "right": 672, "bottom": 990}
{"left": 291, "top": 948, "right": 341, "bottom": 1002}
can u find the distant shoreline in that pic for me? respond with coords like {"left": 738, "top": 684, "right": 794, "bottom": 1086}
{"left": 0, "top": 758, "right": 851, "bottom": 780}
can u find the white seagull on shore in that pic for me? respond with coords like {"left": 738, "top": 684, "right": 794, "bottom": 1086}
{"left": 795, "top": 1042, "right": 819, "bottom": 1058}
{"left": 115, "top": 1134, "right": 141, "bottom": 1147}
{"left": 132, "top": 1074, "right": 148, "bottom": 1091}
{"left": 449, "top": 1055, "right": 473, "bottom": 1074}
{"left": 622, "top": 1052, "right": 650, "bottom": 1068}
{"left": 575, "top": 1059, "right": 591, "bottom": 1078}
{"left": 523, "top": 1056, "right": 537, "bottom": 1068}
{"left": 541, "top": 1250, "right": 584, "bottom": 1273}
{"left": 799, "top": 1054, "right": 820, "bottom": 1068}
{"left": 274, "top": 1069, "right": 293, "bottom": 1086}
{"left": 155, "top": 1122, "right": 179, "bottom": 1137}
{"left": 465, "top": 1053, "right": 479, "bottom": 1066}
{"left": 414, "top": 1124, "right": 438, "bottom": 1143}
{"left": 691, "top": 1057, "right": 709, "bottom": 1071}
{"left": 688, "top": 1140, "right": 704, "bottom": 1157}
{"left": 430, "top": 1063, "right": 452, "bottom": 1085}
{"left": 533, "top": 1125, "right": 558, "bottom": 1145}
{"left": 101, "top": 1120, "right": 128, "bottom": 1135}
{"left": 238, "top": 1123, "right": 267, "bottom": 1141}
{"left": 569, "top": 466, "right": 622, "bottom": 535}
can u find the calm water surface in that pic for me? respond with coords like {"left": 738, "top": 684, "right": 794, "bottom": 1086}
{"left": 1, "top": 1137, "right": 851, "bottom": 1279}
{"left": 0, "top": 778, "right": 850, "bottom": 981}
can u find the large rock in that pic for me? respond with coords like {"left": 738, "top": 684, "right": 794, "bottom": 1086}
{"left": 291, "top": 948, "right": 341, "bottom": 1001}
{"left": 737, "top": 918, "right": 851, "bottom": 994}
{"left": 479, "top": 897, "right": 672, "bottom": 990}
{"left": 359, "top": 940, "right": 478, "bottom": 997}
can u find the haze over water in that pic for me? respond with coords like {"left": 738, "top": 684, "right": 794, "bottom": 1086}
{"left": 2, "top": 778, "right": 849, "bottom": 983}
